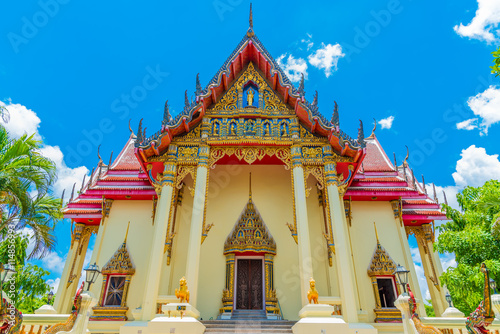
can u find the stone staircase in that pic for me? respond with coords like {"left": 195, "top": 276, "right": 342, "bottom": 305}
{"left": 202, "top": 310, "right": 295, "bottom": 333}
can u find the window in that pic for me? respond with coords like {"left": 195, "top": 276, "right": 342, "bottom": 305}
{"left": 377, "top": 278, "right": 397, "bottom": 308}
{"left": 104, "top": 276, "right": 126, "bottom": 306}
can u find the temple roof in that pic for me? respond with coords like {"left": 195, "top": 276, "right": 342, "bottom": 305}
{"left": 134, "top": 27, "right": 364, "bottom": 161}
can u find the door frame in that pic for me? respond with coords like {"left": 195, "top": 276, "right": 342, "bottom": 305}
{"left": 233, "top": 255, "right": 265, "bottom": 310}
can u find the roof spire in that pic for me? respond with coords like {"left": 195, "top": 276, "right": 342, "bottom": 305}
{"left": 422, "top": 175, "right": 427, "bottom": 194}
{"left": 184, "top": 90, "right": 190, "bottom": 109}
{"left": 128, "top": 119, "right": 135, "bottom": 137}
{"left": 108, "top": 151, "right": 113, "bottom": 169}
{"left": 370, "top": 118, "right": 377, "bottom": 138}
{"left": 69, "top": 183, "right": 76, "bottom": 202}
{"left": 60, "top": 189, "right": 65, "bottom": 205}
{"left": 162, "top": 100, "right": 171, "bottom": 126}
{"left": 443, "top": 190, "right": 448, "bottom": 206}
{"left": 124, "top": 221, "right": 130, "bottom": 243}
{"left": 80, "top": 174, "right": 86, "bottom": 192}
{"left": 249, "top": 3, "right": 253, "bottom": 29}
{"left": 374, "top": 222, "right": 380, "bottom": 244}
{"left": 97, "top": 145, "right": 102, "bottom": 162}
{"left": 298, "top": 73, "right": 305, "bottom": 97}
{"left": 196, "top": 73, "right": 202, "bottom": 95}
{"left": 249, "top": 172, "right": 252, "bottom": 202}
{"left": 358, "top": 120, "right": 365, "bottom": 146}
{"left": 393, "top": 152, "right": 397, "bottom": 169}
{"left": 331, "top": 101, "right": 339, "bottom": 127}
{"left": 433, "top": 183, "right": 438, "bottom": 203}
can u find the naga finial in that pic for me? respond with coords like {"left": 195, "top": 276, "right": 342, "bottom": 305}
{"left": 331, "top": 101, "right": 339, "bottom": 127}
{"left": 184, "top": 90, "right": 189, "bottom": 108}
{"left": 196, "top": 73, "right": 202, "bottom": 95}
{"left": 97, "top": 145, "right": 102, "bottom": 162}
{"left": 128, "top": 119, "right": 135, "bottom": 136}
{"left": 298, "top": 73, "right": 305, "bottom": 97}
{"left": 163, "top": 100, "right": 171, "bottom": 126}
{"left": 370, "top": 118, "right": 377, "bottom": 138}
{"left": 403, "top": 146, "right": 409, "bottom": 167}
{"left": 136, "top": 119, "right": 144, "bottom": 143}
{"left": 357, "top": 120, "right": 365, "bottom": 146}
{"left": 312, "top": 90, "right": 318, "bottom": 107}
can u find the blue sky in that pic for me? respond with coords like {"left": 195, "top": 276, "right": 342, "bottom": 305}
{"left": 1, "top": 0, "right": 500, "bottom": 301}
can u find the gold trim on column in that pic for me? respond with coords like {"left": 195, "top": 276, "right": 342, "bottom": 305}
{"left": 67, "top": 224, "right": 97, "bottom": 288}
{"left": 406, "top": 224, "right": 440, "bottom": 289}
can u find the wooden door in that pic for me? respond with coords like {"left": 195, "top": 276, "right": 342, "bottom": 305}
{"left": 236, "top": 259, "right": 263, "bottom": 310}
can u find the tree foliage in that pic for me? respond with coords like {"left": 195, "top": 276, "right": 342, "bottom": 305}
{"left": 0, "top": 233, "right": 52, "bottom": 314}
{"left": 435, "top": 180, "right": 500, "bottom": 315}
{"left": 492, "top": 46, "right": 500, "bottom": 77}
{"left": 0, "top": 124, "right": 62, "bottom": 258}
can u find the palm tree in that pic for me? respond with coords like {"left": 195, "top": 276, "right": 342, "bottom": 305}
{"left": 0, "top": 125, "right": 62, "bottom": 258}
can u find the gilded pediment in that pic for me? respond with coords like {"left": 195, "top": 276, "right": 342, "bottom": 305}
{"left": 208, "top": 62, "right": 293, "bottom": 117}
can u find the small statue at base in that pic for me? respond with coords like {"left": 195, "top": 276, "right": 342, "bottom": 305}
{"left": 307, "top": 277, "right": 319, "bottom": 304}
{"left": 175, "top": 277, "right": 190, "bottom": 303}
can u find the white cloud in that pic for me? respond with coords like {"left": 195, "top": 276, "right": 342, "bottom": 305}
{"left": 301, "top": 33, "right": 314, "bottom": 51}
{"left": 308, "top": 43, "right": 345, "bottom": 78}
{"left": 456, "top": 118, "right": 478, "bottom": 130}
{"left": 46, "top": 277, "right": 60, "bottom": 292}
{"left": 379, "top": 116, "right": 395, "bottom": 129}
{"left": 0, "top": 100, "right": 89, "bottom": 199}
{"left": 452, "top": 145, "right": 500, "bottom": 188}
{"left": 454, "top": 0, "right": 500, "bottom": 42}
{"left": 277, "top": 54, "right": 308, "bottom": 83}
{"left": 464, "top": 86, "right": 500, "bottom": 135}
{"left": 439, "top": 253, "right": 457, "bottom": 271}
{"left": 42, "top": 251, "right": 66, "bottom": 275}
{"left": 0, "top": 100, "right": 41, "bottom": 140}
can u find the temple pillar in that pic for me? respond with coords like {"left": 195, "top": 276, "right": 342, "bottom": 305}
{"left": 185, "top": 145, "right": 210, "bottom": 308}
{"left": 324, "top": 161, "right": 359, "bottom": 323}
{"left": 141, "top": 146, "right": 178, "bottom": 321}
{"left": 390, "top": 200, "right": 427, "bottom": 316}
{"left": 408, "top": 224, "right": 448, "bottom": 316}
{"left": 54, "top": 223, "right": 93, "bottom": 314}
{"left": 291, "top": 145, "right": 314, "bottom": 307}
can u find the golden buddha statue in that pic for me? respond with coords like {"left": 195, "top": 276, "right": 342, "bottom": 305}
{"left": 247, "top": 87, "right": 254, "bottom": 106}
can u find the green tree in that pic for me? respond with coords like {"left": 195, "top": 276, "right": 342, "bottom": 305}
{"left": 492, "top": 46, "right": 500, "bottom": 77}
{"left": 435, "top": 180, "right": 500, "bottom": 315}
{"left": 0, "top": 124, "right": 62, "bottom": 258}
{"left": 0, "top": 234, "right": 52, "bottom": 314}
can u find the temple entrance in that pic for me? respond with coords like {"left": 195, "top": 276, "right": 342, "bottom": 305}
{"left": 236, "top": 259, "right": 263, "bottom": 310}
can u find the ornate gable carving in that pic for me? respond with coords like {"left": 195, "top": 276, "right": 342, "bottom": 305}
{"left": 224, "top": 179, "right": 276, "bottom": 255}
{"left": 209, "top": 62, "right": 293, "bottom": 116}
{"left": 102, "top": 242, "right": 135, "bottom": 275}
{"left": 367, "top": 239, "right": 397, "bottom": 277}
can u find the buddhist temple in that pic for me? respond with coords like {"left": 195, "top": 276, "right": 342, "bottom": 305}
{"left": 54, "top": 8, "right": 448, "bottom": 334}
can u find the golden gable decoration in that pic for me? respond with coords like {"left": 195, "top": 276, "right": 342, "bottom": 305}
{"left": 223, "top": 178, "right": 276, "bottom": 255}
{"left": 209, "top": 62, "right": 292, "bottom": 116}
{"left": 101, "top": 242, "right": 135, "bottom": 275}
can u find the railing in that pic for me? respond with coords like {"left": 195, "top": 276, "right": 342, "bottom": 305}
{"left": 318, "top": 296, "right": 342, "bottom": 316}
{"left": 20, "top": 314, "right": 70, "bottom": 334}
{"left": 156, "top": 295, "right": 179, "bottom": 315}
{"left": 421, "top": 317, "right": 500, "bottom": 334}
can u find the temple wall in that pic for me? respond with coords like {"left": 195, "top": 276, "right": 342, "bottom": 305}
{"left": 89, "top": 200, "right": 154, "bottom": 319}
{"left": 196, "top": 164, "right": 303, "bottom": 320}
{"left": 349, "top": 201, "right": 422, "bottom": 322}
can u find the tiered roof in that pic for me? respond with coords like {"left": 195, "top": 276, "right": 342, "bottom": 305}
{"left": 62, "top": 134, "right": 155, "bottom": 225}
{"left": 346, "top": 133, "right": 446, "bottom": 225}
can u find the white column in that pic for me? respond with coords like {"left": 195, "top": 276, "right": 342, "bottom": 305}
{"left": 141, "top": 154, "right": 177, "bottom": 321}
{"left": 393, "top": 213, "right": 427, "bottom": 316}
{"left": 324, "top": 161, "right": 359, "bottom": 323}
{"left": 291, "top": 145, "right": 314, "bottom": 306}
{"left": 54, "top": 223, "right": 92, "bottom": 314}
{"left": 185, "top": 145, "right": 210, "bottom": 308}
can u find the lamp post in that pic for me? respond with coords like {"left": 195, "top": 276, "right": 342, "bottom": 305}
{"left": 0, "top": 263, "right": 16, "bottom": 308}
{"left": 490, "top": 278, "right": 497, "bottom": 295}
{"left": 84, "top": 262, "right": 100, "bottom": 291}
{"left": 394, "top": 264, "right": 410, "bottom": 296}
{"left": 47, "top": 290, "right": 54, "bottom": 304}
{"left": 445, "top": 292, "right": 452, "bottom": 308}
